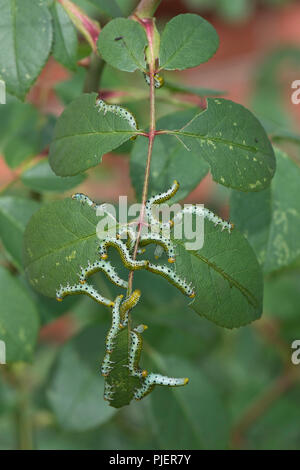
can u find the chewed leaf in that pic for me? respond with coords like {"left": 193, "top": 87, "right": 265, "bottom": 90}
{"left": 173, "top": 221, "right": 263, "bottom": 329}
{"left": 23, "top": 199, "right": 106, "bottom": 298}
{"left": 163, "top": 98, "right": 276, "bottom": 191}
{"left": 230, "top": 148, "right": 300, "bottom": 274}
{"left": 49, "top": 94, "right": 137, "bottom": 176}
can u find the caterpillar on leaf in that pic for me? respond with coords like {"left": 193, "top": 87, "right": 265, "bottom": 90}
{"left": 79, "top": 259, "right": 128, "bottom": 289}
{"left": 146, "top": 263, "right": 195, "bottom": 299}
{"left": 98, "top": 237, "right": 149, "bottom": 270}
{"left": 120, "top": 289, "right": 141, "bottom": 326}
{"left": 56, "top": 282, "right": 114, "bottom": 307}
{"left": 102, "top": 294, "right": 189, "bottom": 407}
{"left": 95, "top": 97, "right": 138, "bottom": 139}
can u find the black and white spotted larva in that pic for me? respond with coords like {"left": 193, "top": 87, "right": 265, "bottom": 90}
{"left": 134, "top": 374, "right": 189, "bottom": 400}
{"left": 95, "top": 98, "right": 138, "bottom": 131}
{"left": 139, "top": 233, "right": 176, "bottom": 263}
{"left": 56, "top": 282, "right": 114, "bottom": 307}
{"left": 143, "top": 72, "right": 164, "bottom": 89}
{"left": 145, "top": 180, "right": 179, "bottom": 231}
{"left": 105, "top": 295, "right": 124, "bottom": 353}
{"left": 98, "top": 238, "right": 149, "bottom": 270}
{"left": 146, "top": 263, "right": 195, "bottom": 298}
{"left": 79, "top": 259, "right": 128, "bottom": 289}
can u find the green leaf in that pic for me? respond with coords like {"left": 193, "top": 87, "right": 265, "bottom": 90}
{"left": 54, "top": 67, "right": 86, "bottom": 105}
{"left": 164, "top": 80, "right": 225, "bottom": 97}
{"left": 87, "top": 0, "right": 123, "bottom": 17}
{"left": 51, "top": 2, "right": 78, "bottom": 71}
{"left": 48, "top": 325, "right": 116, "bottom": 431}
{"left": 105, "top": 325, "right": 140, "bottom": 408}
{"left": 97, "top": 18, "right": 147, "bottom": 72}
{"left": 0, "top": 196, "right": 39, "bottom": 270}
{"left": 0, "top": 266, "right": 39, "bottom": 363}
{"left": 0, "top": 101, "right": 42, "bottom": 169}
{"left": 21, "top": 159, "right": 85, "bottom": 193}
{"left": 0, "top": 0, "right": 53, "bottom": 99}
{"left": 49, "top": 93, "right": 137, "bottom": 176}
{"left": 131, "top": 110, "right": 209, "bottom": 202}
{"left": 230, "top": 148, "right": 300, "bottom": 273}
{"left": 259, "top": 116, "right": 300, "bottom": 146}
{"left": 163, "top": 98, "right": 276, "bottom": 191}
{"left": 149, "top": 356, "right": 229, "bottom": 449}
{"left": 23, "top": 199, "right": 103, "bottom": 298}
{"left": 264, "top": 270, "right": 300, "bottom": 322}
{"left": 159, "top": 14, "right": 219, "bottom": 71}
{"left": 173, "top": 221, "right": 263, "bottom": 328}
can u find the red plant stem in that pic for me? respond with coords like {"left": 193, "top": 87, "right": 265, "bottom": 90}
{"left": 127, "top": 20, "right": 156, "bottom": 294}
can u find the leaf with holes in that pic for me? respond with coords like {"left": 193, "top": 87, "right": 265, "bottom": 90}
{"left": 131, "top": 110, "right": 209, "bottom": 202}
{"left": 23, "top": 198, "right": 105, "bottom": 298}
{"left": 49, "top": 93, "right": 137, "bottom": 176}
{"left": 163, "top": 98, "right": 276, "bottom": 191}
{"left": 173, "top": 221, "right": 263, "bottom": 328}
{"left": 230, "top": 148, "right": 300, "bottom": 273}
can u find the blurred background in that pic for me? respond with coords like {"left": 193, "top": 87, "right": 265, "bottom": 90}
{"left": 0, "top": 0, "right": 300, "bottom": 450}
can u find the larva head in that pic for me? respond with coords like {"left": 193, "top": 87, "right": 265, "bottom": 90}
{"left": 142, "top": 369, "right": 148, "bottom": 378}
{"left": 168, "top": 257, "right": 176, "bottom": 264}
{"left": 101, "top": 254, "right": 108, "bottom": 260}
{"left": 184, "top": 378, "right": 189, "bottom": 385}
{"left": 189, "top": 291, "right": 196, "bottom": 299}
{"left": 56, "top": 297, "right": 63, "bottom": 302}
{"left": 109, "top": 301, "right": 115, "bottom": 307}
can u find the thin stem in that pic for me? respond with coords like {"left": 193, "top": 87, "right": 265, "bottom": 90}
{"left": 127, "top": 22, "right": 156, "bottom": 295}
{"left": 132, "top": 0, "right": 161, "bottom": 19}
{"left": 83, "top": 53, "right": 105, "bottom": 93}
